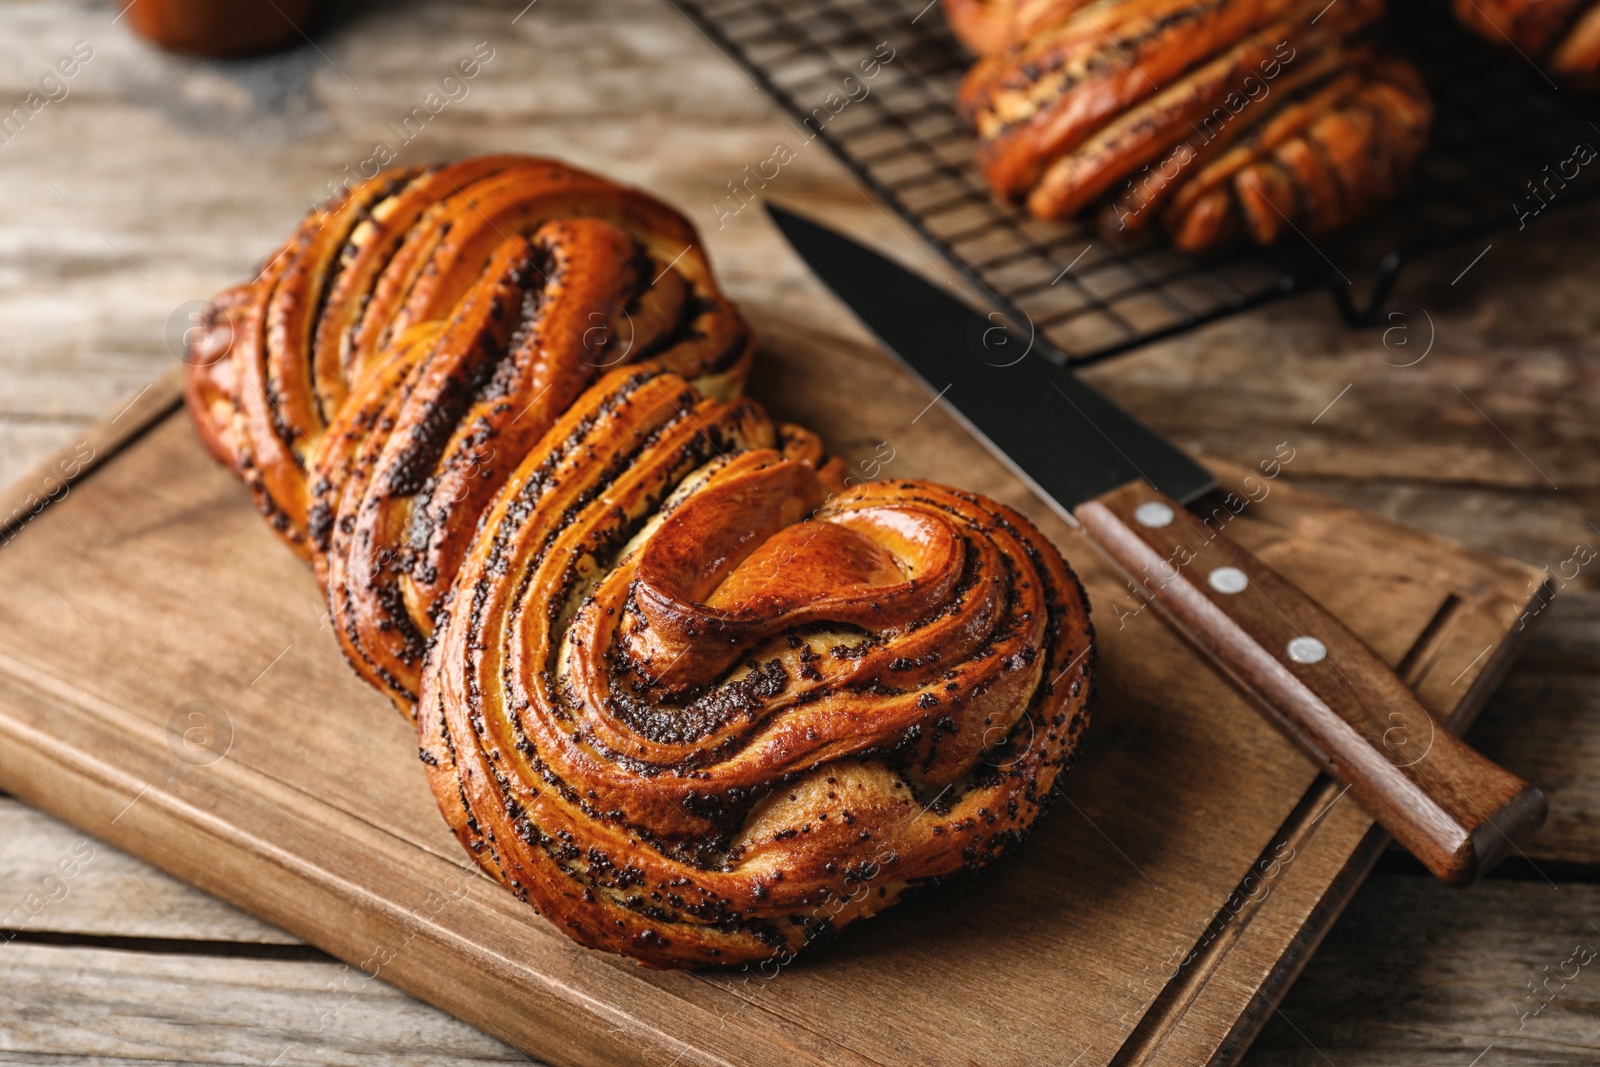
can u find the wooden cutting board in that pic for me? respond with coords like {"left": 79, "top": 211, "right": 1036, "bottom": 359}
{"left": 0, "top": 309, "right": 1546, "bottom": 1067}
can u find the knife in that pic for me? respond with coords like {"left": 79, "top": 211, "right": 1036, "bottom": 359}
{"left": 766, "top": 202, "right": 1546, "bottom": 886}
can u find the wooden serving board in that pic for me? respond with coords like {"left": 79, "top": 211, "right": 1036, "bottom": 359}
{"left": 0, "top": 310, "right": 1546, "bottom": 1067}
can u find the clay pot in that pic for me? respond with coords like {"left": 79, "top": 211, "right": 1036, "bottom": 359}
{"left": 120, "top": 0, "right": 318, "bottom": 58}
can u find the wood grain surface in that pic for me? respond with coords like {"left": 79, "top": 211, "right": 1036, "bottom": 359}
{"left": 1078, "top": 480, "right": 1546, "bottom": 888}
{"left": 0, "top": 311, "right": 1550, "bottom": 1067}
{"left": 0, "top": 0, "right": 1595, "bottom": 1065}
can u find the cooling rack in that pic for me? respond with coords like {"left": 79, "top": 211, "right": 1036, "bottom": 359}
{"left": 673, "top": 0, "right": 1600, "bottom": 365}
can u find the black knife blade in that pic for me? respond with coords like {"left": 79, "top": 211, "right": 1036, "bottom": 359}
{"left": 764, "top": 202, "right": 1216, "bottom": 519}
{"left": 766, "top": 200, "right": 1548, "bottom": 887}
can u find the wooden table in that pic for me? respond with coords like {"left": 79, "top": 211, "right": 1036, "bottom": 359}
{"left": 1, "top": 1, "right": 1597, "bottom": 1063}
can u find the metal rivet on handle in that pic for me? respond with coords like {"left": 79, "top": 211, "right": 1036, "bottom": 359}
{"left": 1134, "top": 501, "right": 1174, "bottom": 528}
{"left": 1287, "top": 636, "right": 1327, "bottom": 664}
{"left": 1207, "top": 566, "right": 1248, "bottom": 594}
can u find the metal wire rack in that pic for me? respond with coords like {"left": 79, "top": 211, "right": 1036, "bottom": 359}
{"left": 673, "top": 0, "right": 1600, "bottom": 366}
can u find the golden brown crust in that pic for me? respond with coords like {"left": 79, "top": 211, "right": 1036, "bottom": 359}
{"left": 416, "top": 362, "right": 1095, "bottom": 967}
{"left": 186, "top": 157, "right": 754, "bottom": 708}
{"left": 947, "top": 0, "right": 1169, "bottom": 57}
{"left": 183, "top": 156, "right": 1096, "bottom": 968}
{"left": 944, "top": 0, "right": 1022, "bottom": 54}
{"left": 953, "top": 0, "right": 1431, "bottom": 249}
{"left": 1455, "top": 0, "right": 1584, "bottom": 59}
{"left": 1099, "top": 45, "right": 1366, "bottom": 239}
{"left": 961, "top": 0, "right": 1321, "bottom": 200}
{"left": 1457, "top": 0, "right": 1600, "bottom": 88}
{"left": 1552, "top": 5, "right": 1600, "bottom": 84}
{"left": 1195, "top": 59, "right": 1430, "bottom": 251}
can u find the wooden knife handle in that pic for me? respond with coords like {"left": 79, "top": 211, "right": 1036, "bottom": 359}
{"left": 1075, "top": 482, "right": 1547, "bottom": 886}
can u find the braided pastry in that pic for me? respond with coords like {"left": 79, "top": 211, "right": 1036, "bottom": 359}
{"left": 952, "top": 0, "right": 1433, "bottom": 250}
{"left": 186, "top": 156, "right": 753, "bottom": 708}
{"left": 184, "top": 156, "right": 1096, "bottom": 968}
{"left": 1455, "top": 0, "right": 1600, "bottom": 88}
{"left": 418, "top": 362, "right": 1093, "bottom": 967}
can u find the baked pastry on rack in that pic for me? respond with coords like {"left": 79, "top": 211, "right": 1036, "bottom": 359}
{"left": 184, "top": 155, "right": 1096, "bottom": 968}
{"left": 1454, "top": 0, "right": 1600, "bottom": 88}
{"left": 950, "top": 0, "right": 1433, "bottom": 250}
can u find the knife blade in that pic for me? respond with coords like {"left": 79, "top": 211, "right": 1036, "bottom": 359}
{"left": 767, "top": 202, "right": 1546, "bottom": 886}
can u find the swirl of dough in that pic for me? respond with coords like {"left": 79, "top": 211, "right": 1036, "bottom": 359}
{"left": 417, "top": 363, "right": 1095, "bottom": 968}
{"left": 184, "top": 156, "right": 753, "bottom": 707}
